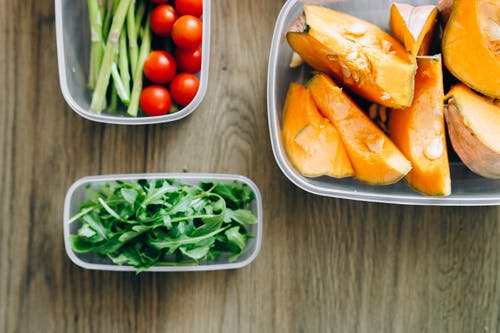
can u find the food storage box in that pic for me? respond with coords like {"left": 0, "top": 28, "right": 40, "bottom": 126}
{"left": 267, "top": 0, "right": 500, "bottom": 206}
{"left": 55, "top": 0, "right": 210, "bottom": 124}
{"left": 64, "top": 173, "right": 263, "bottom": 272}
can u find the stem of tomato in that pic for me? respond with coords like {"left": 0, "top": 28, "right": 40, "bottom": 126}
{"left": 127, "top": 12, "right": 151, "bottom": 117}
{"left": 90, "top": 0, "right": 131, "bottom": 113}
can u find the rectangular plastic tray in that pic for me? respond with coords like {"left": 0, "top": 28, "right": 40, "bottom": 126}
{"left": 267, "top": 0, "right": 500, "bottom": 206}
{"left": 55, "top": 0, "right": 210, "bottom": 124}
{"left": 64, "top": 173, "right": 263, "bottom": 272}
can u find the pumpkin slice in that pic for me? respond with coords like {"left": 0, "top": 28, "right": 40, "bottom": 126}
{"left": 287, "top": 4, "right": 416, "bottom": 108}
{"left": 390, "top": 3, "right": 439, "bottom": 57}
{"left": 307, "top": 73, "right": 412, "bottom": 185}
{"left": 282, "top": 82, "right": 354, "bottom": 178}
{"left": 444, "top": 84, "right": 500, "bottom": 179}
{"left": 442, "top": 0, "right": 500, "bottom": 98}
{"left": 389, "top": 55, "right": 451, "bottom": 196}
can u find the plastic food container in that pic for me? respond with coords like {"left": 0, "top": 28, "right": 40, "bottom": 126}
{"left": 55, "top": 0, "right": 210, "bottom": 125}
{"left": 267, "top": 0, "right": 500, "bottom": 206}
{"left": 64, "top": 173, "right": 263, "bottom": 272}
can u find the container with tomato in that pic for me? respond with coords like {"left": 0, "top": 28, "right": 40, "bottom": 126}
{"left": 55, "top": 0, "right": 210, "bottom": 124}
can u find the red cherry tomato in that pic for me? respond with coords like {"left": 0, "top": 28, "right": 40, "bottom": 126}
{"left": 144, "top": 51, "right": 177, "bottom": 84}
{"left": 149, "top": 0, "right": 168, "bottom": 3}
{"left": 174, "top": 47, "right": 202, "bottom": 73}
{"left": 175, "top": 0, "right": 203, "bottom": 17}
{"left": 170, "top": 73, "right": 200, "bottom": 106}
{"left": 171, "top": 15, "right": 202, "bottom": 50}
{"left": 140, "top": 85, "right": 172, "bottom": 116}
{"left": 150, "top": 4, "right": 178, "bottom": 37}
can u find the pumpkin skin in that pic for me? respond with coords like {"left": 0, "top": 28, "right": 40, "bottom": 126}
{"left": 281, "top": 82, "right": 354, "bottom": 178}
{"left": 442, "top": 0, "right": 500, "bottom": 98}
{"left": 389, "top": 55, "right": 451, "bottom": 196}
{"left": 390, "top": 3, "right": 439, "bottom": 58}
{"left": 444, "top": 84, "right": 500, "bottom": 179}
{"left": 287, "top": 4, "right": 416, "bottom": 108}
{"left": 307, "top": 73, "right": 412, "bottom": 185}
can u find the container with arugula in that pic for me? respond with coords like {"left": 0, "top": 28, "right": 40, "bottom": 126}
{"left": 64, "top": 174, "right": 262, "bottom": 273}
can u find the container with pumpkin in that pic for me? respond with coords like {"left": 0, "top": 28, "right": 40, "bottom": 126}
{"left": 281, "top": 0, "right": 500, "bottom": 196}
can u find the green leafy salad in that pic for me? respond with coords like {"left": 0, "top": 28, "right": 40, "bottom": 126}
{"left": 69, "top": 178, "right": 258, "bottom": 272}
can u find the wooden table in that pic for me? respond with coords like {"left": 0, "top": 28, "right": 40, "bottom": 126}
{"left": 1, "top": 0, "right": 499, "bottom": 332}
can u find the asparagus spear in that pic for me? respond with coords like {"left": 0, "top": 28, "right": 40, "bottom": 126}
{"left": 87, "top": 0, "right": 104, "bottom": 88}
{"left": 102, "top": 0, "right": 114, "bottom": 39}
{"left": 90, "top": 0, "right": 132, "bottom": 113}
{"left": 127, "top": 12, "right": 151, "bottom": 117}
{"left": 118, "top": 30, "right": 131, "bottom": 99}
{"left": 111, "top": 62, "right": 130, "bottom": 104}
{"left": 109, "top": 84, "right": 119, "bottom": 113}
{"left": 135, "top": 1, "right": 146, "bottom": 32}
{"left": 127, "top": 0, "right": 139, "bottom": 75}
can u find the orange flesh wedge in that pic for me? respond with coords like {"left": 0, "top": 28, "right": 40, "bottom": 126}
{"left": 281, "top": 82, "right": 354, "bottom": 178}
{"left": 389, "top": 55, "right": 451, "bottom": 196}
{"left": 307, "top": 73, "right": 412, "bottom": 185}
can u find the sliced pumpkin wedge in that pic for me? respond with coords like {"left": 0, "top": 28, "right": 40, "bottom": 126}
{"left": 444, "top": 84, "right": 500, "bottom": 179}
{"left": 442, "top": 0, "right": 500, "bottom": 98}
{"left": 390, "top": 3, "right": 439, "bottom": 57}
{"left": 282, "top": 82, "right": 354, "bottom": 178}
{"left": 287, "top": 4, "right": 416, "bottom": 108}
{"left": 389, "top": 55, "right": 451, "bottom": 196}
{"left": 307, "top": 73, "right": 412, "bottom": 185}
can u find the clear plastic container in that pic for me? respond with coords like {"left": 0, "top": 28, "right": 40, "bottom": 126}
{"left": 267, "top": 0, "right": 500, "bottom": 206}
{"left": 64, "top": 173, "right": 263, "bottom": 272}
{"left": 55, "top": 0, "right": 210, "bottom": 125}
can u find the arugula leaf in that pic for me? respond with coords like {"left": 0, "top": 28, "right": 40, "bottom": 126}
{"left": 224, "top": 209, "right": 258, "bottom": 226}
{"left": 121, "top": 188, "right": 138, "bottom": 205}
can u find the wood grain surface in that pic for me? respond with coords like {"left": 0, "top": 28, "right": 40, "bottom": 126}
{"left": 0, "top": 0, "right": 499, "bottom": 332}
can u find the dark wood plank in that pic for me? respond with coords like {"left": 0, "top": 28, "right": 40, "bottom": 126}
{"left": 0, "top": 0, "right": 498, "bottom": 332}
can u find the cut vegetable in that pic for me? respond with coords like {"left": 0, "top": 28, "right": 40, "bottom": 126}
{"left": 307, "top": 73, "right": 412, "bottom": 185}
{"left": 444, "top": 84, "right": 500, "bottom": 179}
{"left": 389, "top": 55, "right": 451, "bottom": 196}
{"left": 390, "top": 3, "right": 439, "bottom": 58}
{"left": 282, "top": 82, "right": 354, "bottom": 178}
{"left": 287, "top": 4, "right": 416, "bottom": 108}
{"left": 442, "top": 0, "right": 500, "bottom": 98}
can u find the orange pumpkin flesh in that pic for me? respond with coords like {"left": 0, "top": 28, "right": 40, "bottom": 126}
{"left": 307, "top": 73, "right": 412, "bottom": 185}
{"left": 287, "top": 4, "right": 416, "bottom": 108}
{"left": 444, "top": 84, "right": 500, "bottom": 179}
{"left": 442, "top": 0, "right": 500, "bottom": 98}
{"left": 281, "top": 82, "right": 354, "bottom": 178}
{"left": 389, "top": 55, "right": 451, "bottom": 196}
{"left": 390, "top": 3, "right": 439, "bottom": 58}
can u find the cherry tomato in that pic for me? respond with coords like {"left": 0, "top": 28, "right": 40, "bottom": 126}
{"left": 174, "top": 47, "right": 202, "bottom": 73}
{"left": 170, "top": 73, "right": 200, "bottom": 106}
{"left": 140, "top": 85, "right": 172, "bottom": 116}
{"left": 175, "top": 0, "right": 203, "bottom": 17}
{"left": 149, "top": 0, "right": 168, "bottom": 3}
{"left": 144, "top": 51, "right": 177, "bottom": 84}
{"left": 171, "top": 15, "right": 202, "bottom": 50}
{"left": 150, "top": 4, "right": 178, "bottom": 37}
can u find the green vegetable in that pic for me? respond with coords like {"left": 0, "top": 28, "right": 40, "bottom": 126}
{"left": 69, "top": 179, "right": 258, "bottom": 273}
{"left": 90, "top": 0, "right": 132, "bottom": 113}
